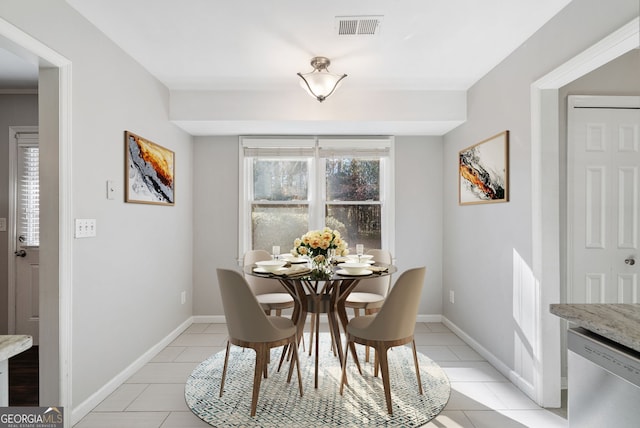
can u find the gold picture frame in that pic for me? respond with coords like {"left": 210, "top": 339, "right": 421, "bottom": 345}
{"left": 459, "top": 130, "right": 509, "bottom": 205}
{"left": 125, "top": 131, "right": 175, "bottom": 205}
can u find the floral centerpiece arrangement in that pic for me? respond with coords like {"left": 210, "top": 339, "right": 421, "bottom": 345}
{"left": 293, "top": 227, "right": 349, "bottom": 275}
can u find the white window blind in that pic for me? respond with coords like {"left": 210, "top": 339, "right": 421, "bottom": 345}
{"left": 16, "top": 133, "right": 39, "bottom": 247}
{"left": 242, "top": 138, "right": 316, "bottom": 157}
{"left": 318, "top": 138, "right": 392, "bottom": 158}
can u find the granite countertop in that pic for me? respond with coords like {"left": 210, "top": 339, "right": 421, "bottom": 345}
{"left": 0, "top": 335, "right": 33, "bottom": 361}
{"left": 550, "top": 304, "right": 640, "bottom": 353}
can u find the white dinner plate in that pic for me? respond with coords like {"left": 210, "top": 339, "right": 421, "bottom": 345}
{"left": 336, "top": 269, "right": 373, "bottom": 276}
{"left": 253, "top": 267, "right": 287, "bottom": 274}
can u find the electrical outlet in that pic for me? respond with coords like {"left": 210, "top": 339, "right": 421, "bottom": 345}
{"left": 0, "top": 218, "right": 6, "bottom": 232}
{"left": 181, "top": 291, "right": 186, "bottom": 305}
{"left": 449, "top": 290, "right": 455, "bottom": 304}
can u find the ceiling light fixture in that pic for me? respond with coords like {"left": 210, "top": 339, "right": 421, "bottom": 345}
{"left": 297, "top": 56, "right": 347, "bottom": 102}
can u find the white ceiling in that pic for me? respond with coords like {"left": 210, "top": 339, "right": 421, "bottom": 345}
{"left": 65, "top": 0, "right": 571, "bottom": 91}
{"left": 2, "top": 0, "right": 573, "bottom": 134}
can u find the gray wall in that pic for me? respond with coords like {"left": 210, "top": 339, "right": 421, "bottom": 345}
{"left": 0, "top": 0, "right": 194, "bottom": 411}
{"left": 0, "top": 94, "right": 38, "bottom": 334}
{"left": 192, "top": 135, "right": 445, "bottom": 318}
{"left": 443, "top": 0, "right": 639, "bottom": 390}
{"left": 394, "top": 136, "right": 443, "bottom": 314}
{"left": 192, "top": 137, "right": 239, "bottom": 317}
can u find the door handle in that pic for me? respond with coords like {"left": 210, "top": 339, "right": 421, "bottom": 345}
{"left": 625, "top": 257, "right": 636, "bottom": 266}
{"left": 14, "top": 250, "right": 26, "bottom": 258}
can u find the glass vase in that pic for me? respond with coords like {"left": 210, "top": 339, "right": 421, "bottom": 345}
{"left": 310, "top": 254, "right": 333, "bottom": 279}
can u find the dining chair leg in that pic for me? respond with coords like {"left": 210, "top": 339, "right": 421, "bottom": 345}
{"left": 277, "top": 344, "right": 289, "bottom": 372}
{"left": 340, "top": 337, "right": 351, "bottom": 394}
{"left": 251, "top": 345, "right": 266, "bottom": 417}
{"left": 374, "top": 348, "right": 379, "bottom": 377}
{"left": 279, "top": 323, "right": 305, "bottom": 371}
{"left": 339, "top": 306, "right": 362, "bottom": 375}
{"left": 286, "top": 338, "right": 304, "bottom": 397}
{"left": 286, "top": 342, "right": 295, "bottom": 383}
{"left": 263, "top": 348, "right": 269, "bottom": 379}
{"left": 219, "top": 341, "right": 231, "bottom": 397}
{"left": 377, "top": 344, "right": 393, "bottom": 415}
{"left": 348, "top": 341, "right": 363, "bottom": 376}
{"left": 411, "top": 339, "right": 424, "bottom": 395}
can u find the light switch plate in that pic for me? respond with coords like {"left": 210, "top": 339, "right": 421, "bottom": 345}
{"left": 106, "top": 180, "right": 115, "bottom": 200}
{"left": 75, "top": 219, "right": 97, "bottom": 238}
{"left": 0, "top": 218, "right": 6, "bottom": 232}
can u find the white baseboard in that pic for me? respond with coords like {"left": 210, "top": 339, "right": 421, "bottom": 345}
{"left": 192, "top": 315, "right": 226, "bottom": 323}
{"left": 510, "top": 369, "right": 536, "bottom": 400}
{"left": 442, "top": 316, "right": 536, "bottom": 401}
{"left": 416, "top": 314, "right": 443, "bottom": 323}
{"left": 71, "top": 317, "right": 194, "bottom": 426}
{"left": 196, "top": 314, "right": 443, "bottom": 324}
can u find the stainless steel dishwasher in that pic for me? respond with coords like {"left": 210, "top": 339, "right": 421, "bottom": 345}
{"left": 568, "top": 327, "right": 640, "bottom": 427}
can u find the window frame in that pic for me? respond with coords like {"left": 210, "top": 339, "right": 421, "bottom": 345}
{"left": 239, "top": 136, "right": 395, "bottom": 260}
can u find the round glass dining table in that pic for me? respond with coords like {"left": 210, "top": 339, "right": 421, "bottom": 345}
{"left": 244, "top": 262, "right": 397, "bottom": 388}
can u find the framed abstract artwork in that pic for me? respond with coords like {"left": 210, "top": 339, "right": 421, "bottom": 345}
{"left": 459, "top": 130, "right": 509, "bottom": 205}
{"left": 125, "top": 131, "right": 175, "bottom": 205}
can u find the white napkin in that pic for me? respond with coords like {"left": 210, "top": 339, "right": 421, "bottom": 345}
{"left": 368, "top": 265, "right": 388, "bottom": 273}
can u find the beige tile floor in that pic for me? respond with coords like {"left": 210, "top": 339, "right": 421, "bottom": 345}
{"left": 74, "top": 322, "right": 568, "bottom": 427}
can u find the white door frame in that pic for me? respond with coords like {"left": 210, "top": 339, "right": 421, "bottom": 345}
{"left": 0, "top": 17, "right": 73, "bottom": 424}
{"left": 7, "top": 125, "right": 38, "bottom": 335}
{"left": 531, "top": 17, "right": 639, "bottom": 407}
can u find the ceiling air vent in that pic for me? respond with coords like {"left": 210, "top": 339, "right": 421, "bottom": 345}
{"left": 336, "top": 15, "right": 383, "bottom": 36}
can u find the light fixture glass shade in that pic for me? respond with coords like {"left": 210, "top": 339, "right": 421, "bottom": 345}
{"left": 297, "top": 57, "right": 347, "bottom": 102}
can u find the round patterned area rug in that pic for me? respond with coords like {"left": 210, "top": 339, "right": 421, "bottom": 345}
{"left": 185, "top": 333, "right": 450, "bottom": 427}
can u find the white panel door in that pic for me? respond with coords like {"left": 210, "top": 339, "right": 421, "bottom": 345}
{"left": 569, "top": 96, "right": 640, "bottom": 304}
{"left": 15, "top": 248, "right": 39, "bottom": 344}
{"left": 12, "top": 130, "right": 40, "bottom": 344}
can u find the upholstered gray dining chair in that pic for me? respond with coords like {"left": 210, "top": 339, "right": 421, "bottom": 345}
{"left": 217, "top": 268, "right": 302, "bottom": 416}
{"left": 340, "top": 267, "right": 426, "bottom": 415}
{"left": 344, "top": 249, "right": 392, "bottom": 361}
{"left": 344, "top": 249, "right": 392, "bottom": 315}
{"left": 243, "top": 249, "right": 294, "bottom": 316}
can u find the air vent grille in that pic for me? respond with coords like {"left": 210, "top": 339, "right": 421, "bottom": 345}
{"left": 336, "top": 15, "right": 383, "bottom": 36}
